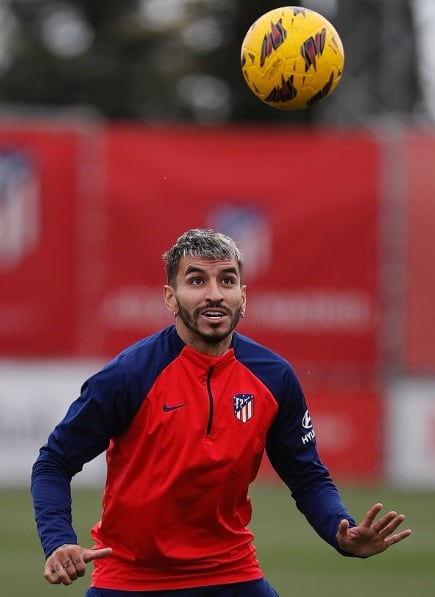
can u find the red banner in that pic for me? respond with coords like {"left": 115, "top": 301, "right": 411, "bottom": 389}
{"left": 0, "top": 122, "right": 80, "bottom": 355}
{"left": 0, "top": 122, "right": 381, "bottom": 369}
{"left": 403, "top": 131, "right": 435, "bottom": 372}
{"left": 100, "top": 125, "right": 381, "bottom": 366}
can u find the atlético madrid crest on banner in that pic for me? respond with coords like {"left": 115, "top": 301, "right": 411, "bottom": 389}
{"left": 207, "top": 204, "right": 271, "bottom": 281}
{"left": 0, "top": 150, "right": 39, "bottom": 270}
{"left": 233, "top": 393, "right": 254, "bottom": 423}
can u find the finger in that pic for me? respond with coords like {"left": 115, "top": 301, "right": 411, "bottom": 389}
{"left": 360, "top": 503, "right": 383, "bottom": 527}
{"left": 72, "top": 554, "right": 87, "bottom": 577}
{"left": 377, "top": 513, "right": 409, "bottom": 538}
{"left": 43, "top": 561, "right": 62, "bottom": 585}
{"left": 337, "top": 519, "right": 349, "bottom": 536}
{"left": 385, "top": 528, "right": 412, "bottom": 547}
{"left": 44, "top": 561, "right": 73, "bottom": 586}
{"left": 83, "top": 547, "right": 113, "bottom": 563}
{"left": 62, "top": 557, "right": 78, "bottom": 581}
{"left": 373, "top": 511, "right": 399, "bottom": 534}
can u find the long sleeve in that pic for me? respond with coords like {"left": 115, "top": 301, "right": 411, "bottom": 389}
{"left": 265, "top": 367, "right": 357, "bottom": 554}
{"left": 31, "top": 450, "right": 78, "bottom": 558}
{"left": 30, "top": 329, "right": 178, "bottom": 559}
{"left": 30, "top": 367, "right": 122, "bottom": 558}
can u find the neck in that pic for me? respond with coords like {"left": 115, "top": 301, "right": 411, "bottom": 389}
{"left": 175, "top": 323, "right": 233, "bottom": 357}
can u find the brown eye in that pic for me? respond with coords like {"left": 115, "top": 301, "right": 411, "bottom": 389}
{"left": 222, "top": 276, "right": 237, "bottom": 286}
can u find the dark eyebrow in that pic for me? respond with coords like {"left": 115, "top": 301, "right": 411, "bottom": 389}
{"left": 184, "top": 265, "right": 239, "bottom": 277}
{"left": 184, "top": 265, "right": 206, "bottom": 277}
{"left": 220, "top": 267, "right": 239, "bottom": 277}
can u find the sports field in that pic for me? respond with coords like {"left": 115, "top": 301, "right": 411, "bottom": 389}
{"left": 4, "top": 483, "right": 432, "bottom": 596}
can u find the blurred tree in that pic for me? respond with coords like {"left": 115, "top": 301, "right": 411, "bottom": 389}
{"left": 322, "top": 0, "right": 422, "bottom": 124}
{"left": 0, "top": 0, "right": 423, "bottom": 125}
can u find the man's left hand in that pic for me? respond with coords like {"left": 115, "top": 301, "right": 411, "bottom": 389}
{"left": 336, "top": 502, "right": 412, "bottom": 557}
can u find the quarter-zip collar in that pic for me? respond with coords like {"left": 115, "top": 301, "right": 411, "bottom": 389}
{"left": 179, "top": 344, "right": 236, "bottom": 436}
{"left": 179, "top": 343, "right": 236, "bottom": 372}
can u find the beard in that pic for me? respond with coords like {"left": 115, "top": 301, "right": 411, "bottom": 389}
{"left": 176, "top": 300, "right": 244, "bottom": 345}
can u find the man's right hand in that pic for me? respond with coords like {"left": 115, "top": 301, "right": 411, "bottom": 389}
{"left": 44, "top": 543, "right": 113, "bottom": 585}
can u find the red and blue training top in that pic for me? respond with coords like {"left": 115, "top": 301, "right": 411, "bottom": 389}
{"left": 31, "top": 325, "right": 355, "bottom": 591}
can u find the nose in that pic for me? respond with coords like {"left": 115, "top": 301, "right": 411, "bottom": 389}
{"left": 205, "top": 279, "right": 224, "bottom": 302}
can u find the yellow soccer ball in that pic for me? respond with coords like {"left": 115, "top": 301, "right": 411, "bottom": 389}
{"left": 241, "top": 6, "right": 345, "bottom": 110}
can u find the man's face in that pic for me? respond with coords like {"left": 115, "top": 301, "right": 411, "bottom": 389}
{"left": 164, "top": 256, "right": 246, "bottom": 354}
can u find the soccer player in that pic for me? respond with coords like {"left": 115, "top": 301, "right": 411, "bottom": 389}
{"left": 31, "top": 228, "right": 411, "bottom": 596}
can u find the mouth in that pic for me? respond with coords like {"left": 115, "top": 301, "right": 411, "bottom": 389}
{"left": 200, "top": 308, "right": 228, "bottom": 321}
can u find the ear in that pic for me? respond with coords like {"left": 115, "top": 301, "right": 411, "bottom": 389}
{"left": 163, "top": 285, "right": 177, "bottom": 315}
{"left": 241, "top": 284, "right": 247, "bottom": 313}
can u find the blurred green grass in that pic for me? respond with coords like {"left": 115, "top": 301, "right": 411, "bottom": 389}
{"left": 2, "top": 483, "right": 433, "bottom": 596}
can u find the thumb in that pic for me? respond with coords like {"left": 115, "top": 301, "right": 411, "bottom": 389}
{"left": 82, "top": 547, "right": 113, "bottom": 563}
{"left": 336, "top": 518, "right": 349, "bottom": 539}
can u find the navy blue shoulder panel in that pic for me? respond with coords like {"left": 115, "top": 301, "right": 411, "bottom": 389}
{"left": 38, "top": 326, "right": 184, "bottom": 475}
{"left": 98, "top": 324, "right": 185, "bottom": 432}
{"left": 231, "top": 331, "right": 301, "bottom": 403}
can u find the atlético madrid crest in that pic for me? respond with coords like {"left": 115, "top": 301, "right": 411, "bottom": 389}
{"left": 233, "top": 393, "right": 254, "bottom": 423}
